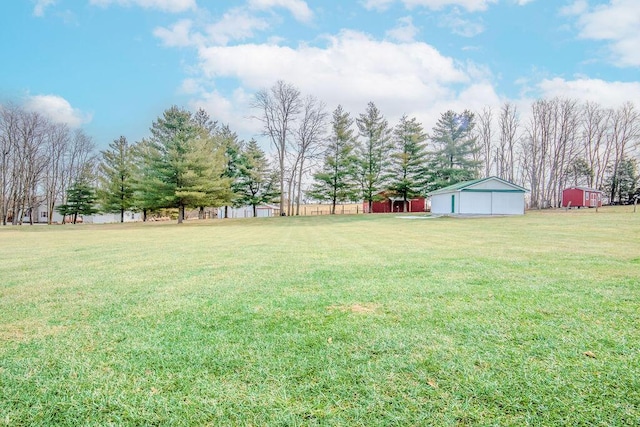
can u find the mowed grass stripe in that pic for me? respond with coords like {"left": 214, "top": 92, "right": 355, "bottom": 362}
{"left": 1, "top": 207, "right": 639, "bottom": 425}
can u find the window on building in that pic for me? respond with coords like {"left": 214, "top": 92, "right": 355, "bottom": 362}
{"left": 41, "top": 211, "right": 48, "bottom": 218}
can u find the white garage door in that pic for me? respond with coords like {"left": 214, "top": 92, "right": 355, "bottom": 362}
{"left": 460, "top": 192, "right": 492, "bottom": 214}
{"left": 492, "top": 192, "right": 524, "bottom": 214}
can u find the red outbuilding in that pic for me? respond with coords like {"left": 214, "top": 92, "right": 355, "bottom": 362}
{"left": 562, "top": 187, "right": 603, "bottom": 208}
{"left": 364, "top": 192, "right": 426, "bottom": 213}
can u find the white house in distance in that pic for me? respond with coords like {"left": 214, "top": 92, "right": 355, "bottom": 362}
{"left": 28, "top": 202, "right": 142, "bottom": 224}
{"left": 429, "top": 176, "right": 528, "bottom": 215}
{"left": 216, "top": 204, "right": 278, "bottom": 219}
{"left": 84, "top": 211, "right": 143, "bottom": 224}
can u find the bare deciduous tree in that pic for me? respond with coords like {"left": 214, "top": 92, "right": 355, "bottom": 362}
{"left": 607, "top": 102, "right": 639, "bottom": 202}
{"left": 476, "top": 107, "right": 493, "bottom": 178}
{"left": 0, "top": 104, "right": 95, "bottom": 225}
{"left": 290, "top": 95, "right": 327, "bottom": 215}
{"left": 252, "top": 81, "right": 302, "bottom": 214}
{"left": 580, "top": 102, "right": 611, "bottom": 190}
{"left": 0, "top": 104, "right": 19, "bottom": 225}
{"left": 42, "top": 122, "right": 70, "bottom": 224}
{"left": 522, "top": 98, "right": 581, "bottom": 208}
{"left": 497, "top": 102, "right": 519, "bottom": 182}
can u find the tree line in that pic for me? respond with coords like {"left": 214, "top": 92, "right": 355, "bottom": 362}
{"left": 1, "top": 81, "right": 638, "bottom": 225}
{"left": 92, "top": 107, "right": 277, "bottom": 224}
{"left": 254, "top": 81, "right": 639, "bottom": 213}
{"left": 478, "top": 99, "right": 640, "bottom": 208}
{"left": 0, "top": 104, "right": 276, "bottom": 224}
{"left": 0, "top": 104, "right": 94, "bottom": 225}
{"left": 253, "top": 81, "right": 480, "bottom": 215}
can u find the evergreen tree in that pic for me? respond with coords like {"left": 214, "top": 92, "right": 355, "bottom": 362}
{"left": 387, "top": 115, "right": 428, "bottom": 211}
{"left": 427, "top": 110, "right": 480, "bottom": 191}
{"left": 138, "top": 106, "right": 231, "bottom": 223}
{"left": 219, "top": 125, "right": 243, "bottom": 218}
{"left": 355, "top": 102, "right": 392, "bottom": 213}
{"left": 607, "top": 156, "right": 638, "bottom": 203}
{"left": 131, "top": 139, "right": 164, "bottom": 221}
{"left": 97, "top": 136, "right": 136, "bottom": 222}
{"left": 564, "top": 158, "right": 594, "bottom": 187}
{"left": 57, "top": 181, "right": 98, "bottom": 224}
{"left": 192, "top": 108, "right": 218, "bottom": 135}
{"left": 235, "top": 139, "right": 277, "bottom": 217}
{"left": 307, "top": 105, "right": 359, "bottom": 214}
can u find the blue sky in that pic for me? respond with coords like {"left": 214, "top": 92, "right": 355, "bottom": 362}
{"left": 1, "top": 0, "right": 639, "bottom": 149}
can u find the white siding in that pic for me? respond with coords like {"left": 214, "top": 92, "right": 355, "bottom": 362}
{"left": 219, "top": 206, "right": 276, "bottom": 218}
{"left": 32, "top": 204, "right": 65, "bottom": 223}
{"left": 430, "top": 193, "right": 454, "bottom": 214}
{"left": 85, "top": 211, "right": 143, "bottom": 224}
{"left": 255, "top": 208, "right": 273, "bottom": 218}
{"left": 430, "top": 191, "right": 525, "bottom": 215}
{"left": 467, "top": 179, "right": 515, "bottom": 191}
{"left": 429, "top": 177, "right": 526, "bottom": 215}
{"left": 223, "top": 207, "right": 254, "bottom": 218}
{"left": 491, "top": 192, "right": 524, "bottom": 215}
{"left": 460, "top": 192, "right": 492, "bottom": 214}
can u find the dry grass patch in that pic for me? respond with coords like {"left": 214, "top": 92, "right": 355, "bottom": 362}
{"left": 328, "top": 303, "right": 381, "bottom": 314}
{"left": 0, "top": 321, "right": 68, "bottom": 342}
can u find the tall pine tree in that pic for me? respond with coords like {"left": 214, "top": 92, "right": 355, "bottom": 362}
{"left": 131, "top": 139, "right": 164, "bottom": 221}
{"left": 138, "top": 106, "right": 231, "bottom": 223}
{"left": 356, "top": 102, "right": 392, "bottom": 213}
{"left": 97, "top": 136, "right": 136, "bottom": 223}
{"left": 235, "top": 139, "right": 277, "bottom": 217}
{"left": 308, "top": 105, "right": 359, "bottom": 214}
{"left": 219, "top": 125, "right": 243, "bottom": 218}
{"left": 387, "top": 115, "right": 428, "bottom": 212}
{"left": 427, "top": 110, "right": 480, "bottom": 191}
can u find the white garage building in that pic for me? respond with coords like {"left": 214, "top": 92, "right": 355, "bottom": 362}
{"left": 429, "top": 177, "right": 528, "bottom": 215}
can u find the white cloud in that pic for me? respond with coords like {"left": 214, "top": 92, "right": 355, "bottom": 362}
{"left": 154, "top": 8, "right": 273, "bottom": 48}
{"left": 440, "top": 8, "right": 484, "bottom": 37}
{"left": 248, "top": 0, "right": 313, "bottom": 23}
{"left": 360, "top": 0, "right": 395, "bottom": 11}
{"left": 33, "top": 0, "right": 56, "bottom": 17}
{"left": 185, "top": 30, "right": 499, "bottom": 138}
{"left": 386, "top": 16, "right": 419, "bottom": 42}
{"left": 179, "top": 78, "right": 202, "bottom": 94}
{"left": 570, "top": 0, "right": 640, "bottom": 67}
{"left": 536, "top": 77, "right": 640, "bottom": 108}
{"left": 24, "top": 95, "right": 92, "bottom": 127}
{"left": 189, "top": 87, "right": 261, "bottom": 137}
{"left": 196, "top": 30, "right": 468, "bottom": 88}
{"left": 559, "top": 0, "right": 587, "bottom": 16}
{"left": 89, "top": 0, "right": 196, "bottom": 13}
{"left": 205, "top": 9, "right": 270, "bottom": 45}
{"left": 362, "top": 0, "right": 498, "bottom": 12}
{"left": 153, "top": 19, "right": 195, "bottom": 47}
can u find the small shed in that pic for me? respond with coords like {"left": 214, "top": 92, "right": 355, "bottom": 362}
{"left": 428, "top": 176, "right": 528, "bottom": 215}
{"left": 562, "top": 187, "right": 603, "bottom": 208}
{"left": 364, "top": 192, "right": 426, "bottom": 213}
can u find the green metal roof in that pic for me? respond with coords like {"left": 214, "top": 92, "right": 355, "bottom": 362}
{"left": 427, "top": 176, "right": 528, "bottom": 196}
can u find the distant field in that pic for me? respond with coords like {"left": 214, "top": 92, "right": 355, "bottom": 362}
{"left": 1, "top": 207, "right": 639, "bottom": 425}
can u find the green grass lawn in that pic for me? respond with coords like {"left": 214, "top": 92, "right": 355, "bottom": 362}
{"left": 1, "top": 207, "right": 639, "bottom": 426}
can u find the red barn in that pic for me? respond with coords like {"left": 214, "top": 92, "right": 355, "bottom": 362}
{"left": 364, "top": 192, "right": 426, "bottom": 213}
{"left": 562, "top": 187, "right": 603, "bottom": 208}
